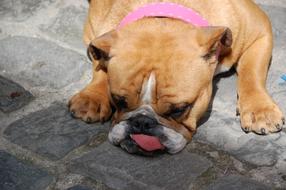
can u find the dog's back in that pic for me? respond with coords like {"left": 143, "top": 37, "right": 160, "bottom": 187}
{"left": 85, "top": 0, "right": 271, "bottom": 66}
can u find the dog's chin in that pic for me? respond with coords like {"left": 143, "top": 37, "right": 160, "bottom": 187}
{"left": 108, "top": 121, "right": 187, "bottom": 155}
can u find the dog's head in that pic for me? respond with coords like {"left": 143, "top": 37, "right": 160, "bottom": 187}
{"left": 87, "top": 18, "right": 232, "bottom": 155}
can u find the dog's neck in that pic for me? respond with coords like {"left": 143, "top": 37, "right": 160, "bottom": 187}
{"left": 117, "top": 2, "right": 209, "bottom": 29}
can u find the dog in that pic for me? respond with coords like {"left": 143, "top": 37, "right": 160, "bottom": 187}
{"left": 69, "top": 0, "right": 285, "bottom": 155}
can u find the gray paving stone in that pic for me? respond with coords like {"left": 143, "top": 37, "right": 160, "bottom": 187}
{"left": 196, "top": 111, "right": 281, "bottom": 166}
{"left": 0, "top": 36, "right": 90, "bottom": 89}
{"left": 0, "top": 150, "right": 54, "bottom": 190}
{"left": 212, "top": 74, "right": 237, "bottom": 114}
{"left": 67, "top": 185, "right": 93, "bottom": 190}
{"left": 0, "top": 0, "right": 55, "bottom": 22}
{"left": 70, "top": 142, "right": 212, "bottom": 190}
{"left": 0, "top": 75, "right": 34, "bottom": 113}
{"left": 255, "top": 0, "right": 286, "bottom": 8}
{"left": 205, "top": 175, "right": 270, "bottom": 190}
{"left": 4, "top": 103, "right": 109, "bottom": 161}
{"left": 233, "top": 138, "right": 278, "bottom": 166}
{"left": 41, "top": 5, "right": 87, "bottom": 50}
{"left": 273, "top": 90, "right": 286, "bottom": 118}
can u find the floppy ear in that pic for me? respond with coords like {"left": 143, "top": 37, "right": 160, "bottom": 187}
{"left": 197, "top": 27, "right": 232, "bottom": 60}
{"left": 87, "top": 30, "right": 118, "bottom": 71}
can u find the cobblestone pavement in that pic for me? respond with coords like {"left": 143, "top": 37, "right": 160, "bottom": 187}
{"left": 0, "top": 0, "right": 286, "bottom": 189}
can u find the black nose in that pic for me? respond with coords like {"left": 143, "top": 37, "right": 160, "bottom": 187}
{"left": 128, "top": 114, "right": 158, "bottom": 133}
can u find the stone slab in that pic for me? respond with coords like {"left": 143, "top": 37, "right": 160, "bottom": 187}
{"left": 255, "top": 0, "right": 286, "bottom": 9}
{"left": 205, "top": 175, "right": 270, "bottom": 190}
{"left": 0, "top": 150, "right": 54, "bottom": 190}
{"left": 195, "top": 110, "right": 281, "bottom": 167}
{"left": 0, "top": 0, "right": 55, "bottom": 22}
{"left": 232, "top": 138, "right": 278, "bottom": 167}
{"left": 70, "top": 142, "right": 212, "bottom": 190}
{"left": 0, "top": 75, "right": 34, "bottom": 113}
{"left": 41, "top": 5, "right": 87, "bottom": 50}
{"left": 0, "top": 36, "right": 90, "bottom": 89}
{"left": 4, "top": 103, "right": 109, "bottom": 161}
{"left": 211, "top": 74, "right": 237, "bottom": 115}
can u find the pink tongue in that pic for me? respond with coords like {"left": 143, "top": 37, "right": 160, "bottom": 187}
{"left": 131, "top": 134, "right": 165, "bottom": 152}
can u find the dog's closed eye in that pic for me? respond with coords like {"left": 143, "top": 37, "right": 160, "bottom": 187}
{"left": 165, "top": 103, "right": 192, "bottom": 118}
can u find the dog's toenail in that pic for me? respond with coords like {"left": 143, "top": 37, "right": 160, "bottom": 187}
{"left": 276, "top": 124, "right": 282, "bottom": 130}
{"left": 261, "top": 128, "right": 266, "bottom": 135}
{"left": 236, "top": 108, "right": 240, "bottom": 116}
{"left": 282, "top": 118, "right": 285, "bottom": 125}
{"left": 70, "top": 110, "right": 76, "bottom": 118}
{"left": 86, "top": 117, "right": 92, "bottom": 123}
{"left": 243, "top": 127, "right": 250, "bottom": 133}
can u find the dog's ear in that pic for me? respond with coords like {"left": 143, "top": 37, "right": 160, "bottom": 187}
{"left": 87, "top": 30, "right": 118, "bottom": 71}
{"left": 197, "top": 27, "right": 232, "bottom": 60}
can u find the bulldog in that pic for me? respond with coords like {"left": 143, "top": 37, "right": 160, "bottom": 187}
{"left": 69, "top": 0, "right": 285, "bottom": 155}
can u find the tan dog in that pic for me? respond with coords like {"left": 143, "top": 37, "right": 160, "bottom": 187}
{"left": 69, "top": 0, "right": 285, "bottom": 154}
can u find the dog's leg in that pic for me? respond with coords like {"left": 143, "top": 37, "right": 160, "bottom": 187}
{"left": 68, "top": 65, "right": 111, "bottom": 123}
{"left": 237, "top": 35, "right": 284, "bottom": 134}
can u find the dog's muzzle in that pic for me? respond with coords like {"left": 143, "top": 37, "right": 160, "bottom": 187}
{"left": 108, "top": 106, "right": 187, "bottom": 156}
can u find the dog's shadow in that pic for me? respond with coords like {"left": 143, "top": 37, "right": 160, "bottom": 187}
{"left": 198, "top": 67, "right": 236, "bottom": 126}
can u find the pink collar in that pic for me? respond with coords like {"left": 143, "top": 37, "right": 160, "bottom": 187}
{"left": 117, "top": 2, "right": 209, "bottom": 29}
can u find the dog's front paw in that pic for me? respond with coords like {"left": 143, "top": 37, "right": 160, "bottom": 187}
{"left": 239, "top": 99, "right": 284, "bottom": 135}
{"left": 68, "top": 90, "right": 111, "bottom": 123}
